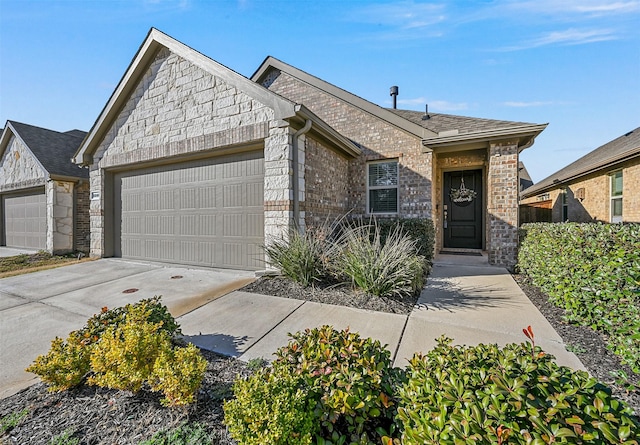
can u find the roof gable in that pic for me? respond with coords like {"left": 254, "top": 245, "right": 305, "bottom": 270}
{"left": 252, "top": 56, "right": 437, "bottom": 140}
{"left": 522, "top": 126, "right": 640, "bottom": 197}
{"left": 0, "top": 121, "right": 87, "bottom": 180}
{"left": 253, "top": 57, "right": 547, "bottom": 150}
{"left": 74, "top": 28, "right": 301, "bottom": 166}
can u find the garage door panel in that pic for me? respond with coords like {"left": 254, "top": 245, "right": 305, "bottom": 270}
{"left": 3, "top": 191, "right": 46, "bottom": 250}
{"left": 116, "top": 151, "right": 264, "bottom": 270}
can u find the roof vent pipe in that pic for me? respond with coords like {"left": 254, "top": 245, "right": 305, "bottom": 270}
{"left": 390, "top": 86, "right": 399, "bottom": 109}
{"left": 422, "top": 103, "right": 430, "bottom": 120}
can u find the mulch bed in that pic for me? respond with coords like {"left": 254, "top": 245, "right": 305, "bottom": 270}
{"left": 240, "top": 275, "right": 419, "bottom": 315}
{"left": 1, "top": 274, "right": 638, "bottom": 444}
{"left": 513, "top": 274, "right": 640, "bottom": 416}
{"left": 0, "top": 350, "right": 249, "bottom": 445}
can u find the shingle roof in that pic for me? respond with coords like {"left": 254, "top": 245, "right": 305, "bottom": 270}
{"left": 386, "top": 108, "right": 535, "bottom": 136}
{"left": 521, "top": 126, "right": 640, "bottom": 198}
{"left": 8, "top": 121, "right": 88, "bottom": 179}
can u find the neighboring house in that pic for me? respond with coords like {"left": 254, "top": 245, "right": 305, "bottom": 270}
{"left": 519, "top": 162, "right": 534, "bottom": 192}
{"left": 73, "top": 28, "right": 546, "bottom": 270}
{"left": 0, "top": 121, "right": 89, "bottom": 253}
{"left": 520, "top": 126, "right": 640, "bottom": 223}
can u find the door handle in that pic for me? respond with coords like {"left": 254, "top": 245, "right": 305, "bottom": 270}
{"left": 443, "top": 209, "right": 448, "bottom": 229}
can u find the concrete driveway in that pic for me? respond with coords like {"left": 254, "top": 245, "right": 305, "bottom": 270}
{"left": 0, "top": 258, "right": 254, "bottom": 399}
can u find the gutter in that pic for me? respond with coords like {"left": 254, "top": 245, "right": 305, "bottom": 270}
{"left": 292, "top": 119, "right": 312, "bottom": 232}
{"left": 422, "top": 124, "right": 548, "bottom": 151}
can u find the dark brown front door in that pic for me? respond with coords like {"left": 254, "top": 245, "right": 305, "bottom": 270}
{"left": 443, "top": 170, "right": 483, "bottom": 249}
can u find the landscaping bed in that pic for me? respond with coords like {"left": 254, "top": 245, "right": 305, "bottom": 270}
{"left": 515, "top": 274, "right": 640, "bottom": 416}
{"left": 240, "top": 275, "right": 419, "bottom": 315}
{"left": 0, "top": 252, "right": 91, "bottom": 278}
{"left": 0, "top": 350, "right": 249, "bottom": 445}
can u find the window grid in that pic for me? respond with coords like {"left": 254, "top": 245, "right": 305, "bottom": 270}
{"left": 610, "top": 171, "right": 623, "bottom": 223}
{"left": 367, "top": 160, "right": 399, "bottom": 214}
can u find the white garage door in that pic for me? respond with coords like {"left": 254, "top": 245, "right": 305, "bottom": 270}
{"left": 114, "top": 151, "right": 264, "bottom": 270}
{"left": 3, "top": 190, "right": 47, "bottom": 250}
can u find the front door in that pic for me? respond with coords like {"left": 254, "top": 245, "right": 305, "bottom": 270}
{"left": 443, "top": 170, "right": 483, "bottom": 249}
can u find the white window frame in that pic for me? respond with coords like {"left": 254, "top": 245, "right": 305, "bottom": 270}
{"left": 610, "top": 170, "right": 623, "bottom": 223}
{"left": 366, "top": 160, "right": 399, "bottom": 215}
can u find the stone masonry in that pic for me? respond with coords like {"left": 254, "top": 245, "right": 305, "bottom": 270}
{"left": 47, "top": 180, "right": 74, "bottom": 254}
{"left": 0, "top": 135, "right": 47, "bottom": 192}
{"left": 89, "top": 47, "right": 292, "bottom": 259}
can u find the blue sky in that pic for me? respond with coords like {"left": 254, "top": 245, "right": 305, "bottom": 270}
{"left": 1, "top": 0, "right": 639, "bottom": 182}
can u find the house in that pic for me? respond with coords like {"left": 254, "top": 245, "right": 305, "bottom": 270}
{"left": 520, "top": 126, "right": 640, "bottom": 223}
{"left": 0, "top": 121, "right": 89, "bottom": 253}
{"left": 73, "top": 28, "right": 546, "bottom": 270}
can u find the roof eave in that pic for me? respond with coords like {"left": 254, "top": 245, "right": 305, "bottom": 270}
{"left": 252, "top": 56, "right": 437, "bottom": 141}
{"left": 422, "top": 124, "right": 548, "bottom": 152}
{"left": 521, "top": 146, "right": 640, "bottom": 199}
{"left": 74, "top": 29, "right": 298, "bottom": 167}
{"left": 294, "top": 105, "right": 361, "bottom": 158}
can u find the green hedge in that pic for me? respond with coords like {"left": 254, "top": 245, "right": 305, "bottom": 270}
{"left": 353, "top": 217, "right": 436, "bottom": 263}
{"left": 518, "top": 223, "right": 640, "bottom": 373}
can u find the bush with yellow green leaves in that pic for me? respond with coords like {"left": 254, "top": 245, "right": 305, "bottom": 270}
{"left": 26, "top": 297, "right": 206, "bottom": 407}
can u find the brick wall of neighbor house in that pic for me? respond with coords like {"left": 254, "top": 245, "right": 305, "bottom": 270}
{"left": 74, "top": 180, "right": 90, "bottom": 252}
{"left": 262, "top": 70, "right": 432, "bottom": 218}
{"left": 520, "top": 157, "right": 640, "bottom": 223}
{"left": 0, "top": 135, "right": 47, "bottom": 192}
{"left": 88, "top": 47, "right": 291, "bottom": 257}
{"left": 47, "top": 180, "right": 74, "bottom": 254}
{"left": 303, "top": 135, "right": 350, "bottom": 226}
{"left": 487, "top": 141, "right": 520, "bottom": 268}
{"left": 624, "top": 159, "right": 640, "bottom": 222}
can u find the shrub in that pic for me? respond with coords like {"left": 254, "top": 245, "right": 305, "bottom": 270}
{"left": 88, "top": 318, "right": 170, "bottom": 393}
{"left": 151, "top": 343, "right": 208, "bottom": 407}
{"left": 518, "top": 222, "right": 640, "bottom": 372}
{"left": 397, "top": 335, "right": 640, "bottom": 444}
{"left": 333, "top": 223, "right": 427, "bottom": 298}
{"left": 25, "top": 332, "right": 91, "bottom": 391}
{"left": 273, "top": 326, "right": 403, "bottom": 444}
{"left": 264, "top": 225, "right": 331, "bottom": 287}
{"left": 373, "top": 217, "right": 435, "bottom": 263}
{"left": 27, "top": 297, "right": 205, "bottom": 406}
{"left": 224, "top": 367, "right": 317, "bottom": 445}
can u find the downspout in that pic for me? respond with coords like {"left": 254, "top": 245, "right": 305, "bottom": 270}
{"left": 292, "top": 119, "right": 312, "bottom": 233}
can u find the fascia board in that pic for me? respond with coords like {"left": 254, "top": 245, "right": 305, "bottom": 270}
{"left": 74, "top": 29, "right": 298, "bottom": 166}
{"left": 520, "top": 147, "right": 640, "bottom": 199}
{"left": 294, "top": 105, "right": 361, "bottom": 158}
{"left": 252, "top": 57, "right": 437, "bottom": 140}
{"left": 423, "top": 124, "right": 548, "bottom": 150}
{"left": 2, "top": 122, "right": 50, "bottom": 180}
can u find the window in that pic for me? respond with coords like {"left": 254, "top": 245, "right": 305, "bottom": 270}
{"left": 610, "top": 171, "right": 623, "bottom": 223}
{"left": 367, "top": 160, "right": 398, "bottom": 214}
{"left": 561, "top": 188, "right": 568, "bottom": 221}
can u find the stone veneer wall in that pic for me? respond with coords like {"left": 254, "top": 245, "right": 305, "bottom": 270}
{"left": 47, "top": 180, "right": 74, "bottom": 254}
{"left": 74, "top": 180, "right": 91, "bottom": 252}
{"left": 0, "top": 135, "right": 47, "bottom": 192}
{"left": 88, "top": 47, "right": 292, "bottom": 258}
{"left": 303, "top": 135, "right": 350, "bottom": 226}
{"left": 487, "top": 141, "right": 520, "bottom": 268}
{"left": 262, "top": 70, "right": 432, "bottom": 218}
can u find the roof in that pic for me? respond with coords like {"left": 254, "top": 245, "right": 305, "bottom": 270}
{"left": 387, "top": 109, "right": 535, "bottom": 136}
{"left": 518, "top": 161, "right": 533, "bottom": 191}
{"left": 1, "top": 121, "right": 87, "bottom": 179}
{"left": 74, "top": 28, "right": 360, "bottom": 166}
{"left": 521, "top": 126, "right": 640, "bottom": 198}
{"left": 252, "top": 56, "right": 547, "bottom": 151}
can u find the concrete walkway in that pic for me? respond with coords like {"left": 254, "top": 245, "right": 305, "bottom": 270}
{"left": 1, "top": 254, "right": 583, "bottom": 400}
{"left": 179, "top": 254, "right": 584, "bottom": 369}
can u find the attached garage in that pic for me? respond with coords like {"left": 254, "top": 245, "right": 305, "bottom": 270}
{"left": 2, "top": 189, "right": 46, "bottom": 250}
{"left": 113, "top": 151, "right": 265, "bottom": 270}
